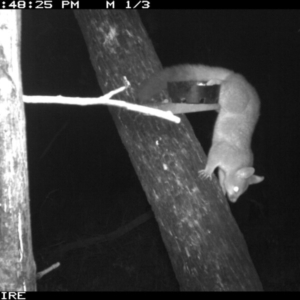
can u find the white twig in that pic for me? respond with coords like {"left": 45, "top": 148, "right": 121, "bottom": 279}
{"left": 23, "top": 85, "right": 181, "bottom": 124}
{"left": 36, "top": 262, "right": 60, "bottom": 280}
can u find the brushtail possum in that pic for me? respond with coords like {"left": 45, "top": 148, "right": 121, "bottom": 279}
{"left": 137, "top": 64, "right": 264, "bottom": 202}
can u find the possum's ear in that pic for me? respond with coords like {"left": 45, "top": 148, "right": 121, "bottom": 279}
{"left": 237, "top": 168, "right": 264, "bottom": 185}
{"left": 248, "top": 175, "right": 264, "bottom": 185}
{"left": 236, "top": 167, "right": 255, "bottom": 179}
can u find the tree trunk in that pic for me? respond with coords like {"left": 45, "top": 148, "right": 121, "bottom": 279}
{"left": 0, "top": 11, "right": 36, "bottom": 291}
{"left": 74, "top": 10, "right": 262, "bottom": 291}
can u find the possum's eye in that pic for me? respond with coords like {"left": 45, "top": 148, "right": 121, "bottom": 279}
{"left": 233, "top": 186, "right": 239, "bottom": 193}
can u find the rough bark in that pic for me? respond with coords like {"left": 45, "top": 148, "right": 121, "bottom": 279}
{"left": 74, "top": 10, "right": 262, "bottom": 291}
{"left": 0, "top": 11, "right": 36, "bottom": 291}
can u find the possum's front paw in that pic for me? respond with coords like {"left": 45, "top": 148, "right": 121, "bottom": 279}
{"left": 198, "top": 169, "right": 213, "bottom": 180}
